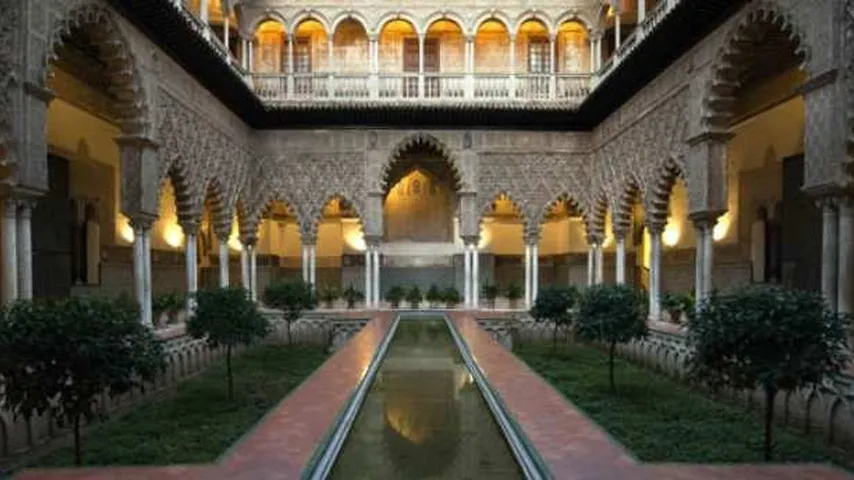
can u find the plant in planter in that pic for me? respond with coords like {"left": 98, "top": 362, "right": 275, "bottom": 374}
{"left": 406, "top": 285, "right": 422, "bottom": 309}
{"left": 152, "top": 291, "right": 185, "bottom": 326}
{"left": 263, "top": 279, "right": 316, "bottom": 345}
{"left": 481, "top": 283, "right": 498, "bottom": 309}
{"left": 443, "top": 286, "right": 461, "bottom": 308}
{"left": 0, "top": 296, "right": 166, "bottom": 465}
{"left": 661, "top": 291, "right": 693, "bottom": 324}
{"left": 386, "top": 286, "right": 405, "bottom": 309}
{"left": 319, "top": 285, "right": 339, "bottom": 309}
{"left": 342, "top": 284, "right": 363, "bottom": 309}
{"left": 506, "top": 282, "right": 523, "bottom": 309}
{"left": 576, "top": 284, "right": 647, "bottom": 390}
{"left": 188, "top": 287, "right": 271, "bottom": 399}
{"left": 688, "top": 284, "right": 848, "bottom": 461}
{"left": 426, "top": 284, "right": 442, "bottom": 308}
{"left": 530, "top": 285, "right": 578, "bottom": 346}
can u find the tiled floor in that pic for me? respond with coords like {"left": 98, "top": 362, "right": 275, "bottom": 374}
{"left": 14, "top": 310, "right": 853, "bottom": 480}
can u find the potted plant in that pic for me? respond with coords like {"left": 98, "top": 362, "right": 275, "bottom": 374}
{"left": 319, "top": 285, "right": 339, "bottom": 309}
{"left": 263, "top": 279, "right": 316, "bottom": 344}
{"left": 406, "top": 285, "right": 422, "bottom": 309}
{"left": 153, "top": 291, "right": 185, "bottom": 326}
{"left": 426, "top": 284, "right": 442, "bottom": 308}
{"left": 661, "top": 291, "right": 693, "bottom": 324}
{"left": 342, "top": 284, "right": 363, "bottom": 309}
{"left": 443, "top": 286, "right": 461, "bottom": 308}
{"left": 386, "top": 286, "right": 405, "bottom": 309}
{"left": 506, "top": 282, "right": 523, "bottom": 309}
{"left": 481, "top": 283, "right": 498, "bottom": 309}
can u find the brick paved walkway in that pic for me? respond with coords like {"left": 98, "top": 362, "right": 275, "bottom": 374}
{"left": 15, "top": 310, "right": 853, "bottom": 480}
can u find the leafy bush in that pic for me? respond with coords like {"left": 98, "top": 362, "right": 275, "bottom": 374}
{"left": 319, "top": 285, "right": 339, "bottom": 309}
{"left": 661, "top": 291, "right": 693, "bottom": 324}
{"left": 530, "top": 286, "right": 578, "bottom": 346}
{"left": 406, "top": 286, "right": 422, "bottom": 309}
{"left": 263, "top": 279, "right": 316, "bottom": 344}
{"left": 187, "top": 287, "right": 270, "bottom": 399}
{"left": 426, "top": 284, "right": 442, "bottom": 308}
{"left": 342, "top": 284, "right": 363, "bottom": 309}
{"left": 386, "top": 286, "right": 405, "bottom": 308}
{"left": 481, "top": 284, "right": 499, "bottom": 309}
{"left": 0, "top": 296, "right": 166, "bottom": 465}
{"left": 576, "top": 284, "right": 647, "bottom": 390}
{"left": 506, "top": 282, "right": 523, "bottom": 308}
{"left": 688, "top": 284, "right": 849, "bottom": 461}
{"left": 153, "top": 291, "right": 185, "bottom": 326}
{"left": 443, "top": 286, "right": 461, "bottom": 308}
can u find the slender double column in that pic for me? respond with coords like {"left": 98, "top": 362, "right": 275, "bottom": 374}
{"left": 131, "top": 217, "right": 154, "bottom": 326}
{"left": 181, "top": 222, "right": 199, "bottom": 312}
{"left": 372, "top": 245, "right": 380, "bottom": 307}
{"left": 300, "top": 243, "right": 316, "bottom": 289}
{"left": 462, "top": 241, "right": 480, "bottom": 309}
{"left": 464, "top": 245, "right": 472, "bottom": 307}
{"left": 820, "top": 198, "right": 839, "bottom": 310}
{"left": 240, "top": 240, "right": 257, "bottom": 301}
{"left": 615, "top": 233, "right": 627, "bottom": 284}
{"left": 837, "top": 198, "right": 854, "bottom": 314}
{"left": 524, "top": 236, "right": 539, "bottom": 308}
{"left": 364, "top": 247, "right": 373, "bottom": 308}
{"left": 217, "top": 236, "right": 229, "bottom": 288}
{"left": 817, "top": 196, "right": 854, "bottom": 314}
{"left": 691, "top": 213, "right": 719, "bottom": 304}
{"left": 647, "top": 223, "right": 664, "bottom": 321}
{"left": 2, "top": 199, "right": 18, "bottom": 304}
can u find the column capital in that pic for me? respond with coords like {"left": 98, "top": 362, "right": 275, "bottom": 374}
{"left": 180, "top": 219, "right": 200, "bottom": 235}
{"left": 586, "top": 233, "right": 604, "bottom": 246}
{"left": 815, "top": 196, "right": 840, "bottom": 211}
{"left": 645, "top": 221, "right": 666, "bottom": 235}
{"left": 364, "top": 236, "right": 382, "bottom": 248}
{"left": 461, "top": 235, "right": 480, "bottom": 248}
{"left": 686, "top": 130, "right": 735, "bottom": 146}
{"left": 465, "top": 34, "right": 475, "bottom": 43}
{"left": 128, "top": 215, "right": 156, "bottom": 232}
{"left": 689, "top": 210, "right": 725, "bottom": 229}
{"left": 524, "top": 231, "right": 540, "bottom": 246}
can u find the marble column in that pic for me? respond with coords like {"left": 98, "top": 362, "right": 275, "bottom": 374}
{"left": 638, "top": 0, "right": 646, "bottom": 24}
{"left": 820, "top": 198, "right": 839, "bottom": 311}
{"left": 2, "top": 198, "right": 17, "bottom": 304}
{"left": 838, "top": 197, "right": 854, "bottom": 314}
{"left": 249, "top": 245, "right": 258, "bottom": 302}
{"left": 309, "top": 244, "right": 317, "bottom": 287}
{"left": 183, "top": 225, "right": 198, "bottom": 311}
{"left": 702, "top": 221, "right": 715, "bottom": 299}
{"left": 372, "top": 246, "right": 380, "bottom": 307}
{"left": 615, "top": 13, "right": 622, "bottom": 50}
{"left": 586, "top": 246, "right": 594, "bottom": 286}
{"left": 472, "top": 244, "right": 480, "bottom": 309}
{"left": 464, "top": 245, "right": 472, "bottom": 307}
{"left": 240, "top": 244, "right": 250, "bottom": 291}
{"left": 301, "top": 244, "right": 309, "bottom": 283}
{"left": 131, "top": 219, "right": 153, "bottom": 325}
{"left": 615, "top": 234, "right": 626, "bottom": 284}
{"left": 594, "top": 242, "right": 604, "bottom": 284}
{"left": 648, "top": 225, "right": 663, "bottom": 321}
{"left": 524, "top": 244, "right": 532, "bottom": 308}
{"left": 364, "top": 248, "right": 373, "bottom": 308}
{"left": 16, "top": 200, "right": 33, "bottom": 300}
{"left": 532, "top": 243, "right": 539, "bottom": 302}
{"left": 694, "top": 223, "right": 705, "bottom": 303}
{"left": 218, "top": 239, "right": 229, "bottom": 288}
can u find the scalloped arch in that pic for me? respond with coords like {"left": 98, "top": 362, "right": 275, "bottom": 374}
{"left": 384, "top": 133, "right": 463, "bottom": 191}
{"left": 644, "top": 157, "right": 685, "bottom": 226}
{"left": 535, "top": 192, "right": 585, "bottom": 230}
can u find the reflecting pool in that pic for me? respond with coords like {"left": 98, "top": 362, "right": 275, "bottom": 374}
{"left": 330, "top": 317, "right": 523, "bottom": 479}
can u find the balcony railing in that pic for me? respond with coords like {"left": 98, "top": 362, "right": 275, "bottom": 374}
{"left": 252, "top": 73, "right": 591, "bottom": 107}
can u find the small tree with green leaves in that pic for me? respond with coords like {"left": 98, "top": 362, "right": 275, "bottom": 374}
{"left": 481, "top": 284, "right": 498, "bottom": 309}
{"left": 661, "top": 291, "right": 693, "bottom": 324}
{"left": 0, "top": 296, "right": 165, "bottom": 465}
{"left": 443, "top": 286, "right": 461, "bottom": 308}
{"left": 386, "top": 286, "right": 405, "bottom": 308}
{"left": 342, "top": 284, "right": 363, "bottom": 309}
{"left": 576, "top": 284, "right": 647, "bottom": 390}
{"left": 530, "top": 286, "right": 578, "bottom": 346}
{"left": 688, "top": 284, "right": 849, "bottom": 461}
{"left": 153, "top": 291, "right": 185, "bottom": 326}
{"left": 426, "top": 284, "right": 442, "bottom": 308}
{"left": 406, "top": 285, "right": 422, "bottom": 309}
{"left": 506, "top": 282, "right": 523, "bottom": 309}
{"left": 263, "top": 280, "right": 316, "bottom": 344}
{"left": 188, "top": 287, "right": 270, "bottom": 400}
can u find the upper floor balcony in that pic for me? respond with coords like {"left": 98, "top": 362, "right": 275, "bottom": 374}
{"left": 161, "top": 0, "right": 678, "bottom": 111}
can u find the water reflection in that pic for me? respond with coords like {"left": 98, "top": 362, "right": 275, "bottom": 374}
{"left": 330, "top": 318, "right": 522, "bottom": 479}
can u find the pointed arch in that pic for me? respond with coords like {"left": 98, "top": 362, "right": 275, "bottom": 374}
{"left": 384, "top": 133, "right": 463, "bottom": 192}
{"left": 645, "top": 157, "right": 685, "bottom": 226}
{"left": 702, "top": 2, "right": 808, "bottom": 132}
{"left": 478, "top": 190, "right": 533, "bottom": 234}
{"left": 44, "top": 1, "right": 148, "bottom": 133}
{"left": 536, "top": 192, "right": 585, "bottom": 231}
{"left": 305, "top": 193, "right": 364, "bottom": 241}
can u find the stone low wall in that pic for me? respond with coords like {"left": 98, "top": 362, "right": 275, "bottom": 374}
{"left": 510, "top": 320, "right": 854, "bottom": 453}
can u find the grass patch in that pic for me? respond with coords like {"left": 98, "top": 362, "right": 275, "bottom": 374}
{"left": 515, "top": 343, "right": 852, "bottom": 470}
{"left": 18, "top": 344, "right": 327, "bottom": 470}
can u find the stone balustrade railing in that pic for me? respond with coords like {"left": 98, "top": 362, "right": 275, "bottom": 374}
{"left": 251, "top": 72, "right": 591, "bottom": 107}
{"left": 510, "top": 319, "right": 854, "bottom": 452}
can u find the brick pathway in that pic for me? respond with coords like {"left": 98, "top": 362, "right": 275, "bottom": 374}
{"left": 15, "top": 310, "right": 853, "bottom": 480}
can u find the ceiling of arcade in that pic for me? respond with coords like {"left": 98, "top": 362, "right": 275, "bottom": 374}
{"left": 1, "top": 0, "right": 851, "bottom": 243}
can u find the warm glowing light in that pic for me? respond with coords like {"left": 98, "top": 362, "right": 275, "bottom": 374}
{"left": 713, "top": 214, "right": 730, "bottom": 241}
{"left": 662, "top": 222, "right": 681, "bottom": 247}
{"left": 602, "top": 234, "right": 613, "bottom": 248}
{"left": 164, "top": 224, "right": 184, "bottom": 248}
{"left": 344, "top": 229, "right": 367, "bottom": 252}
{"left": 119, "top": 217, "right": 135, "bottom": 243}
